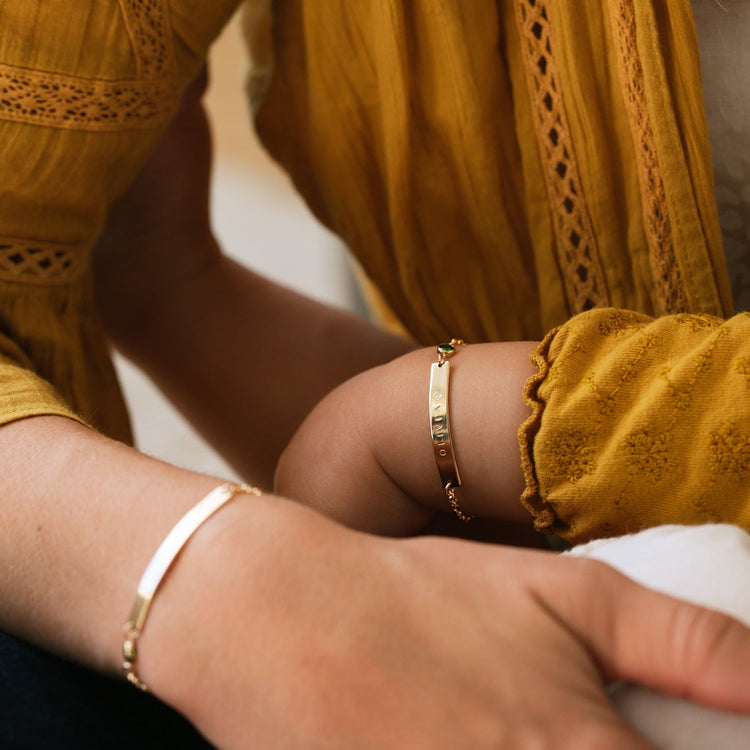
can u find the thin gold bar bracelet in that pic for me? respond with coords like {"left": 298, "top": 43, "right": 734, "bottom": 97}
{"left": 122, "top": 482, "right": 262, "bottom": 691}
{"left": 429, "top": 339, "right": 474, "bottom": 522}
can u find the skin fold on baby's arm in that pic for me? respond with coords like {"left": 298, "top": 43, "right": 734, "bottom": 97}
{"left": 275, "top": 342, "right": 539, "bottom": 537}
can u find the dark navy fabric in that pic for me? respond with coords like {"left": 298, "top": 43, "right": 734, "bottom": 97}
{"left": 0, "top": 632, "right": 214, "bottom": 749}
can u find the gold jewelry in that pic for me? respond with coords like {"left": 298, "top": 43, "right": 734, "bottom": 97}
{"left": 429, "top": 339, "right": 473, "bottom": 522}
{"left": 122, "top": 482, "right": 262, "bottom": 691}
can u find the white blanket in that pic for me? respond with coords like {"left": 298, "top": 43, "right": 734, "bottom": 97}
{"left": 567, "top": 524, "right": 750, "bottom": 749}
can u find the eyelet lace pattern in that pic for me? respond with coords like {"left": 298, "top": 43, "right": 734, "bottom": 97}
{"left": 610, "top": 0, "right": 687, "bottom": 314}
{"left": 514, "top": 0, "right": 609, "bottom": 314}
{"left": 119, "top": 0, "right": 175, "bottom": 79}
{"left": 0, "top": 64, "right": 180, "bottom": 132}
{"left": 0, "top": 238, "right": 85, "bottom": 285}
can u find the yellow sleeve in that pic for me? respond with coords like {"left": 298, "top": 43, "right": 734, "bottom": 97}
{"left": 0, "top": 2, "right": 241, "bottom": 437}
{"left": 520, "top": 308, "right": 750, "bottom": 543}
{"left": 0, "top": 1, "right": 243, "bottom": 253}
{"left": 0, "top": 357, "right": 85, "bottom": 428}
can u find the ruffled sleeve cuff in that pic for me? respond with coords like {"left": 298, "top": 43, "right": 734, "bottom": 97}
{"left": 518, "top": 326, "right": 560, "bottom": 535}
{"left": 517, "top": 308, "right": 750, "bottom": 544}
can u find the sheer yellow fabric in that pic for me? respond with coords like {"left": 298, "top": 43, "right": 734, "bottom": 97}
{"left": 250, "top": 0, "right": 733, "bottom": 344}
{"left": 0, "top": 0, "right": 240, "bottom": 440}
{"left": 248, "top": 0, "right": 746, "bottom": 540}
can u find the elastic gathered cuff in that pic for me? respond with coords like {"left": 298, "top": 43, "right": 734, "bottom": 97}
{"left": 515, "top": 308, "right": 750, "bottom": 546}
{"left": 518, "top": 327, "right": 562, "bottom": 535}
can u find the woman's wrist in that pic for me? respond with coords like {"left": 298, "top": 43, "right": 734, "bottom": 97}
{"left": 119, "top": 491, "right": 283, "bottom": 703}
{"left": 128, "top": 493, "right": 384, "bottom": 735}
{"left": 0, "top": 416, "right": 248, "bottom": 680}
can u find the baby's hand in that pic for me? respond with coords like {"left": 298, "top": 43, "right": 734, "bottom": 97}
{"left": 276, "top": 342, "right": 539, "bottom": 536}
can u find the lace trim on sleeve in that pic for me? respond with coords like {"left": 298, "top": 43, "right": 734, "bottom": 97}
{"left": 0, "top": 0, "right": 180, "bottom": 284}
{"left": 0, "top": 0, "right": 179, "bottom": 131}
{"left": 0, "top": 64, "right": 180, "bottom": 131}
{"left": 118, "top": 0, "right": 175, "bottom": 79}
{"left": 610, "top": 1, "right": 687, "bottom": 315}
{"left": 0, "top": 237, "right": 86, "bottom": 285}
{"left": 514, "top": 0, "right": 610, "bottom": 314}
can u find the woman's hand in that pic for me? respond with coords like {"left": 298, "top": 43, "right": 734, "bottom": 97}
{"left": 276, "top": 342, "right": 538, "bottom": 536}
{"left": 138, "top": 497, "right": 750, "bottom": 749}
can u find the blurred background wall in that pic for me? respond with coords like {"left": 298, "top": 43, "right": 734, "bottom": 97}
{"left": 114, "top": 14, "right": 361, "bottom": 481}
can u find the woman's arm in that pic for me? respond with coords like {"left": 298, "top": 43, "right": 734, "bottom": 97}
{"left": 79, "top": 68, "right": 750, "bottom": 748}
{"left": 93, "top": 72, "right": 413, "bottom": 488}
{"left": 6, "top": 417, "right": 750, "bottom": 749}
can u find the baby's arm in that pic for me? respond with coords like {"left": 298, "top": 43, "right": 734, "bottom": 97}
{"left": 275, "top": 342, "right": 538, "bottom": 536}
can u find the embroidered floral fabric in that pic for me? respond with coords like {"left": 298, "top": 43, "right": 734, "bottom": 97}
{"left": 521, "top": 308, "right": 750, "bottom": 543}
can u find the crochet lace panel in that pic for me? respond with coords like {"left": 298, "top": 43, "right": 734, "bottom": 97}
{"left": 514, "top": 0, "right": 609, "bottom": 314}
{"left": 0, "top": 64, "right": 180, "bottom": 131}
{"left": 0, "top": 238, "right": 86, "bottom": 285}
{"left": 611, "top": 1, "right": 687, "bottom": 315}
{"left": 0, "top": 0, "right": 178, "bottom": 132}
{"left": 119, "top": 0, "right": 175, "bottom": 79}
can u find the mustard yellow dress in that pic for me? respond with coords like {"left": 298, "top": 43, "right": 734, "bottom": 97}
{"left": 2, "top": 0, "right": 749, "bottom": 543}
{"left": 0, "top": 0, "right": 238, "bottom": 441}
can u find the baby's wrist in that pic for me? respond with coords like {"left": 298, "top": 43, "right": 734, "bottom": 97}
{"left": 373, "top": 342, "right": 538, "bottom": 524}
{"left": 368, "top": 348, "right": 462, "bottom": 514}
